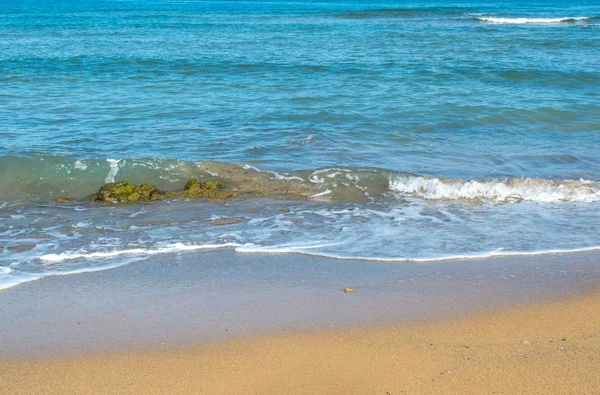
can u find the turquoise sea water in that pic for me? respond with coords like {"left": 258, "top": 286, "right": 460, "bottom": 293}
{"left": 1, "top": 0, "right": 600, "bottom": 289}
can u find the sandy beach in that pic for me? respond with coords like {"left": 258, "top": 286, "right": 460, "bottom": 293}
{"left": 2, "top": 287, "right": 600, "bottom": 394}
{"left": 1, "top": 251, "right": 600, "bottom": 393}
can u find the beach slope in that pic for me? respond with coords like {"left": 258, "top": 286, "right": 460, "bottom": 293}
{"left": 2, "top": 290, "right": 599, "bottom": 394}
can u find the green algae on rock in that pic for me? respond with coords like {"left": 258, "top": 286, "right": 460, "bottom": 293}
{"left": 185, "top": 179, "right": 225, "bottom": 191}
{"left": 88, "top": 181, "right": 166, "bottom": 203}
{"left": 88, "top": 179, "right": 238, "bottom": 203}
{"left": 171, "top": 179, "right": 239, "bottom": 200}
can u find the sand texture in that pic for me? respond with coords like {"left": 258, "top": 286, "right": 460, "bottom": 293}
{"left": 2, "top": 290, "right": 600, "bottom": 394}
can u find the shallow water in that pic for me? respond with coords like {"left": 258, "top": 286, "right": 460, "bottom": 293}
{"left": 1, "top": 0, "right": 599, "bottom": 289}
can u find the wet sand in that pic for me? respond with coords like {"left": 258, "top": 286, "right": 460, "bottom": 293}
{"left": 2, "top": 288, "right": 600, "bottom": 394}
{"left": 1, "top": 250, "right": 600, "bottom": 393}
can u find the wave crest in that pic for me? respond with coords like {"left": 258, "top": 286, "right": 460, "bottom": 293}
{"left": 1, "top": 155, "right": 599, "bottom": 205}
{"left": 389, "top": 176, "right": 600, "bottom": 202}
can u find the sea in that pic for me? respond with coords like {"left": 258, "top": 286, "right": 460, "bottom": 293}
{"left": 1, "top": 0, "right": 599, "bottom": 290}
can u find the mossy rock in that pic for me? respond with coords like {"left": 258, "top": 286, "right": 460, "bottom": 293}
{"left": 88, "top": 182, "right": 166, "bottom": 203}
{"left": 88, "top": 179, "right": 238, "bottom": 203}
{"left": 55, "top": 197, "right": 70, "bottom": 203}
{"left": 180, "top": 179, "right": 232, "bottom": 199}
{"left": 168, "top": 179, "right": 239, "bottom": 200}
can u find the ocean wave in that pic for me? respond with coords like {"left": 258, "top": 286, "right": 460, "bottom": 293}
{"left": 3, "top": 190, "right": 600, "bottom": 291}
{"left": 389, "top": 176, "right": 600, "bottom": 203}
{"left": 476, "top": 16, "right": 595, "bottom": 24}
{"left": 1, "top": 155, "right": 599, "bottom": 205}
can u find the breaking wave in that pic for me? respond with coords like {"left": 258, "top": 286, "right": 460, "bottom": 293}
{"left": 389, "top": 175, "right": 600, "bottom": 203}
{"left": 1, "top": 155, "right": 599, "bottom": 205}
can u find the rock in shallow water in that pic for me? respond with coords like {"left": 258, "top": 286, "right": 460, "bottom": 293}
{"left": 88, "top": 182, "right": 166, "bottom": 203}
{"left": 88, "top": 179, "right": 239, "bottom": 203}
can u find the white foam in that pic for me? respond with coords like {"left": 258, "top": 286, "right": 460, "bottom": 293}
{"left": 0, "top": 272, "right": 44, "bottom": 292}
{"left": 310, "top": 189, "right": 332, "bottom": 198}
{"left": 236, "top": 242, "right": 343, "bottom": 254}
{"left": 242, "top": 164, "right": 262, "bottom": 172}
{"left": 389, "top": 176, "right": 600, "bottom": 203}
{"left": 0, "top": 257, "right": 142, "bottom": 292}
{"left": 236, "top": 244, "right": 600, "bottom": 263}
{"left": 266, "top": 170, "right": 304, "bottom": 182}
{"left": 39, "top": 242, "right": 240, "bottom": 263}
{"left": 477, "top": 16, "right": 590, "bottom": 24}
{"left": 104, "top": 159, "right": 121, "bottom": 183}
{"left": 128, "top": 208, "right": 146, "bottom": 218}
{"left": 74, "top": 160, "right": 88, "bottom": 171}
{"left": 205, "top": 169, "right": 220, "bottom": 177}
{"left": 242, "top": 164, "right": 304, "bottom": 181}
{"left": 309, "top": 174, "right": 325, "bottom": 184}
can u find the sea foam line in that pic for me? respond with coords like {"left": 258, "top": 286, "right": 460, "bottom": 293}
{"left": 235, "top": 244, "right": 600, "bottom": 263}
{"left": 0, "top": 257, "right": 143, "bottom": 292}
{"left": 5, "top": 244, "right": 600, "bottom": 292}
{"left": 3, "top": 243, "right": 241, "bottom": 291}
{"left": 39, "top": 242, "right": 240, "bottom": 263}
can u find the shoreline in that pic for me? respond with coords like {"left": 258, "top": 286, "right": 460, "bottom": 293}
{"left": 2, "top": 285, "right": 600, "bottom": 393}
{"left": 2, "top": 249, "right": 600, "bottom": 358}
{"left": 5, "top": 243, "right": 600, "bottom": 294}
